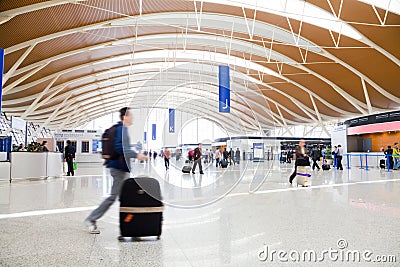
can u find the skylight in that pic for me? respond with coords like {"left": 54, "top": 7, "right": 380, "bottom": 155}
{"left": 201, "top": 0, "right": 362, "bottom": 40}
{"left": 358, "top": 0, "right": 400, "bottom": 15}
{"left": 94, "top": 49, "right": 280, "bottom": 78}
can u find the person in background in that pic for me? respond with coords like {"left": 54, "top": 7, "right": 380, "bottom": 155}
{"left": 287, "top": 149, "right": 292, "bottom": 163}
{"left": 335, "top": 145, "right": 344, "bottom": 170}
{"left": 42, "top": 141, "right": 49, "bottom": 152}
{"left": 215, "top": 148, "right": 221, "bottom": 167}
{"left": 310, "top": 145, "right": 321, "bottom": 171}
{"left": 289, "top": 140, "right": 308, "bottom": 184}
{"left": 332, "top": 145, "right": 337, "bottom": 168}
{"left": 235, "top": 148, "right": 241, "bottom": 164}
{"left": 204, "top": 149, "right": 209, "bottom": 163}
{"left": 153, "top": 150, "right": 158, "bottom": 160}
{"left": 164, "top": 148, "right": 171, "bottom": 170}
{"left": 229, "top": 148, "right": 234, "bottom": 166}
{"left": 17, "top": 143, "right": 26, "bottom": 151}
{"left": 64, "top": 140, "right": 76, "bottom": 176}
{"left": 393, "top": 142, "right": 400, "bottom": 170}
{"left": 85, "top": 107, "right": 148, "bottom": 234}
{"left": 223, "top": 148, "right": 230, "bottom": 166}
{"left": 188, "top": 149, "right": 194, "bottom": 162}
{"left": 384, "top": 145, "right": 394, "bottom": 170}
{"left": 192, "top": 143, "right": 204, "bottom": 174}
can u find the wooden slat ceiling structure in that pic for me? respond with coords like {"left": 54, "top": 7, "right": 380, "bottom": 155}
{"left": 1, "top": 0, "right": 400, "bottom": 132}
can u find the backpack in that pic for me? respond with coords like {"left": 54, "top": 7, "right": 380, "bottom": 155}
{"left": 102, "top": 124, "right": 119, "bottom": 161}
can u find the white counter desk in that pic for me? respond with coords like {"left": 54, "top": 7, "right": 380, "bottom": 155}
{"left": 10, "top": 152, "right": 63, "bottom": 180}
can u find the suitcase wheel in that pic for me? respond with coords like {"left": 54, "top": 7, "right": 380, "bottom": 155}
{"left": 118, "top": 236, "right": 124, "bottom": 242}
{"left": 157, "top": 235, "right": 161, "bottom": 240}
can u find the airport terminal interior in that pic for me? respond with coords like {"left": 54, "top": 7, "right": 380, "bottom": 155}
{"left": 0, "top": 0, "right": 400, "bottom": 266}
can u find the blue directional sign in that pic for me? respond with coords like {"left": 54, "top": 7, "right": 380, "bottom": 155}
{"left": 169, "top": 108, "right": 175, "bottom": 133}
{"left": 144, "top": 132, "right": 147, "bottom": 144}
{"left": 218, "top": 65, "right": 230, "bottom": 113}
{"left": 0, "top": 49, "right": 4, "bottom": 115}
{"left": 152, "top": 124, "right": 156, "bottom": 140}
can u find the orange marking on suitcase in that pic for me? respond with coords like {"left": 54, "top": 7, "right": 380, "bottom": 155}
{"left": 124, "top": 214, "right": 134, "bottom": 222}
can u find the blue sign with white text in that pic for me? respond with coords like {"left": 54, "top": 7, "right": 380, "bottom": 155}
{"left": 169, "top": 108, "right": 175, "bottom": 133}
{"left": 144, "top": 132, "right": 147, "bottom": 144}
{"left": 0, "top": 49, "right": 4, "bottom": 115}
{"left": 218, "top": 65, "right": 230, "bottom": 113}
{"left": 152, "top": 124, "right": 156, "bottom": 140}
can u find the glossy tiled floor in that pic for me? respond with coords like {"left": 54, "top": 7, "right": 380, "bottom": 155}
{"left": 0, "top": 158, "right": 399, "bottom": 266}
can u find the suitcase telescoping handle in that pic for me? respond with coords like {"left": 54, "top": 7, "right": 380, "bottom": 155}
{"left": 120, "top": 206, "right": 164, "bottom": 213}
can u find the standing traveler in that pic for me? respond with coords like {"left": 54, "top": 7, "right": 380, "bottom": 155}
{"left": 64, "top": 140, "right": 76, "bottom": 176}
{"left": 85, "top": 107, "right": 148, "bottom": 234}
{"left": 332, "top": 146, "right": 337, "bottom": 168}
{"left": 164, "top": 148, "right": 171, "bottom": 170}
{"left": 229, "top": 148, "right": 234, "bottom": 165}
{"left": 393, "top": 143, "right": 400, "bottom": 169}
{"left": 192, "top": 143, "right": 204, "bottom": 174}
{"left": 384, "top": 145, "right": 394, "bottom": 170}
{"left": 287, "top": 149, "right": 292, "bottom": 163}
{"left": 215, "top": 148, "right": 221, "bottom": 167}
{"left": 289, "top": 140, "right": 308, "bottom": 184}
{"left": 208, "top": 149, "right": 213, "bottom": 163}
{"left": 235, "top": 148, "right": 241, "bottom": 164}
{"left": 223, "top": 148, "right": 229, "bottom": 166}
{"left": 310, "top": 145, "right": 321, "bottom": 171}
{"left": 42, "top": 141, "right": 49, "bottom": 152}
{"left": 336, "top": 145, "right": 344, "bottom": 170}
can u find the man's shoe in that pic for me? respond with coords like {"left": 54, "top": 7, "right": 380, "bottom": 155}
{"left": 200, "top": 172, "right": 204, "bottom": 175}
{"left": 84, "top": 219, "right": 100, "bottom": 234}
{"left": 192, "top": 171, "right": 195, "bottom": 174}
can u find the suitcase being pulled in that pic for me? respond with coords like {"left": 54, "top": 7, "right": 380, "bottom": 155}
{"left": 119, "top": 177, "right": 163, "bottom": 241}
{"left": 296, "top": 166, "right": 311, "bottom": 187}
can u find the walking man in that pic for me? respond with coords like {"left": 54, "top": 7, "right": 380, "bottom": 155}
{"left": 85, "top": 107, "right": 148, "bottom": 234}
{"left": 192, "top": 143, "right": 204, "bottom": 174}
{"left": 289, "top": 140, "right": 308, "bottom": 184}
{"left": 311, "top": 145, "right": 321, "bottom": 171}
{"left": 164, "top": 148, "right": 171, "bottom": 170}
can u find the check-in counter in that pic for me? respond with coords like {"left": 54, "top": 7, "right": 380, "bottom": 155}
{"left": 10, "top": 152, "right": 63, "bottom": 180}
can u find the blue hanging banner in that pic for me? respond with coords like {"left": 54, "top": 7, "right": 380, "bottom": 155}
{"left": 169, "top": 108, "right": 175, "bottom": 133}
{"left": 144, "top": 132, "right": 147, "bottom": 144}
{"left": 0, "top": 49, "right": 4, "bottom": 115}
{"left": 218, "top": 65, "right": 230, "bottom": 113}
{"left": 152, "top": 124, "right": 156, "bottom": 140}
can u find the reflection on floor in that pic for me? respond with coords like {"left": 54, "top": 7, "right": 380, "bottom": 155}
{"left": 0, "top": 158, "right": 399, "bottom": 266}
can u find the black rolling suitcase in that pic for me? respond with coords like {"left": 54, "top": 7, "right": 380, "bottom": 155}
{"left": 221, "top": 159, "right": 228, "bottom": 168}
{"left": 380, "top": 159, "right": 385, "bottom": 169}
{"left": 182, "top": 165, "right": 192, "bottom": 173}
{"left": 119, "top": 177, "right": 163, "bottom": 240}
